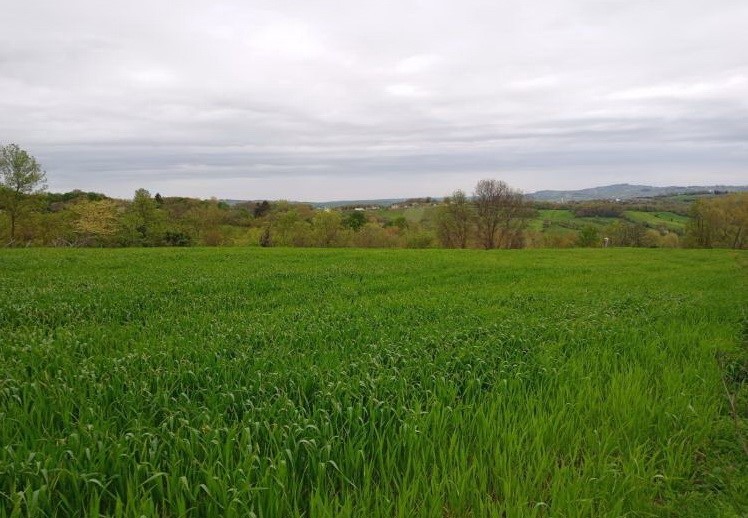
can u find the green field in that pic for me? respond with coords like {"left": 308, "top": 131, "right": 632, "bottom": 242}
{"left": 528, "top": 210, "right": 575, "bottom": 232}
{"left": 623, "top": 211, "right": 691, "bottom": 232}
{"left": 374, "top": 206, "right": 429, "bottom": 224}
{"left": 1, "top": 248, "right": 746, "bottom": 516}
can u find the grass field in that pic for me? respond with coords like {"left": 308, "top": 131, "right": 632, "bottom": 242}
{"left": 372, "top": 206, "right": 431, "bottom": 226}
{"left": 623, "top": 211, "right": 690, "bottom": 232}
{"left": 529, "top": 210, "right": 620, "bottom": 235}
{"left": 528, "top": 210, "right": 575, "bottom": 232}
{"left": 1, "top": 248, "right": 746, "bottom": 516}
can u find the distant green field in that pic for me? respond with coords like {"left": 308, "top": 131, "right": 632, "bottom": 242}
{"left": 374, "top": 205, "right": 429, "bottom": 224}
{"left": 529, "top": 209, "right": 689, "bottom": 236}
{"left": 624, "top": 211, "right": 690, "bottom": 232}
{"left": 529, "top": 209, "right": 575, "bottom": 231}
{"left": 577, "top": 215, "right": 620, "bottom": 227}
{"left": 1, "top": 248, "right": 746, "bottom": 516}
{"left": 537, "top": 209, "right": 575, "bottom": 220}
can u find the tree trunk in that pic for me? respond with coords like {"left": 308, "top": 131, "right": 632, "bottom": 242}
{"left": 9, "top": 211, "right": 15, "bottom": 242}
{"left": 733, "top": 226, "right": 743, "bottom": 249}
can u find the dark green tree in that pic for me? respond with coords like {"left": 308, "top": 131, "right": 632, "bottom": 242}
{"left": 254, "top": 201, "right": 271, "bottom": 218}
{"left": 345, "top": 211, "right": 366, "bottom": 231}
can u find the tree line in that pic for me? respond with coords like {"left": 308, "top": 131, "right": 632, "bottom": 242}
{"left": 1, "top": 143, "right": 746, "bottom": 249}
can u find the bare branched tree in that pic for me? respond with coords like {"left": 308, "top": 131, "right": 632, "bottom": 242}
{"left": 436, "top": 189, "right": 473, "bottom": 248}
{"left": 473, "top": 179, "right": 532, "bottom": 249}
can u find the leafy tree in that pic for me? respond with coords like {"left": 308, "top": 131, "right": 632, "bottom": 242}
{"left": 187, "top": 199, "right": 227, "bottom": 246}
{"left": 46, "top": 190, "right": 105, "bottom": 204}
{"left": 122, "top": 188, "right": 164, "bottom": 245}
{"left": 344, "top": 211, "right": 366, "bottom": 231}
{"left": 0, "top": 143, "right": 47, "bottom": 243}
{"left": 660, "top": 231, "right": 680, "bottom": 248}
{"left": 353, "top": 223, "right": 400, "bottom": 247}
{"left": 253, "top": 200, "right": 271, "bottom": 218}
{"left": 274, "top": 208, "right": 301, "bottom": 246}
{"left": 388, "top": 216, "right": 408, "bottom": 230}
{"left": 641, "top": 229, "right": 663, "bottom": 248}
{"left": 686, "top": 193, "right": 747, "bottom": 249}
{"left": 606, "top": 221, "right": 646, "bottom": 247}
{"left": 572, "top": 202, "right": 622, "bottom": 218}
{"left": 576, "top": 225, "right": 599, "bottom": 247}
{"left": 72, "top": 199, "right": 120, "bottom": 245}
{"left": 312, "top": 211, "right": 343, "bottom": 247}
{"left": 163, "top": 230, "right": 192, "bottom": 247}
{"left": 404, "top": 230, "right": 434, "bottom": 248}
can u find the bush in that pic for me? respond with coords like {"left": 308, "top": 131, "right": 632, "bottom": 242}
{"left": 163, "top": 230, "right": 192, "bottom": 247}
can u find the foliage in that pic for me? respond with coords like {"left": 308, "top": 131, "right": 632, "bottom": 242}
{"left": 46, "top": 190, "right": 107, "bottom": 204}
{"left": 120, "top": 188, "right": 164, "bottom": 246}
{"left": 0, "top": 248, "right": 746, "bottom": 516}
{"left": 163, "top": 230, "right": 192, "bottom": 247}
{"left": 576, "top": 225, "right": 600, "bottom": 247}
{"left": 572, "top": 202, "right": 622, "bottom": 218}
{"left": 72, "top": 199, "right": 120, "bottom": 246}
{"left": 253, "top": 200, "right": 271, "bottom": 218}
{"left": 2, "top": 167, "right": 744, "bottom": 250}
{"left": 0, "top": 143, "right": 47, "bottom": 242}
{"left": 311, "top": 211, "right": 344, "bottom": 247}
{"left": 344, "top": 211, "right": 367, "bottom": 231}
{"left": 686, "top": 193, "right": 747, "bottom": 249}
{"left": 606, "top": 221, "right": 646, "bottom": 247}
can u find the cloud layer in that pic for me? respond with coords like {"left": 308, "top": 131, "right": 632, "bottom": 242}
{"left": 1, "top": 0, "right": 746, "bottom": 199}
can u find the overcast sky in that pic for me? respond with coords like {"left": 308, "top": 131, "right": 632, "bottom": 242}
{"left": 1, "top": 0, "right": 746, "bottom": 200}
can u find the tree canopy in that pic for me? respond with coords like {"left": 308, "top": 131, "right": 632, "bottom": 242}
{"left": 0, "top": 143, "right": 47, "bottom": 242}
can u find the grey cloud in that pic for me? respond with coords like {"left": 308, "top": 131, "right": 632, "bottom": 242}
{"left": 1, "top": 0, "right": 746, "bottom": 199}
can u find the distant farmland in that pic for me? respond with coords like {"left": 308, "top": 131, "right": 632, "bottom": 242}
{"left": 1, "top": 248, "right": 746, "bottom": 516}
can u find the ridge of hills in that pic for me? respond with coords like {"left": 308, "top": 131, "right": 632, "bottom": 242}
{"left": 221, "top": 183, "right": 747, "bottom": 207}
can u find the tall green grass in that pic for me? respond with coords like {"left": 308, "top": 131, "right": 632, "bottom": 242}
{"left": 1, "top": 248, "right": 745, "bottom": 516}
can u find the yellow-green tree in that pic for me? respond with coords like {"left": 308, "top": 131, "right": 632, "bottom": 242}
{"left": 312, "top": 210, "right": 343, "bottom": 247}
{"left": 73, "top": 199, "right": 120, "bottom": 245}
{"left": 686, "top": 193, "right": 747, "bottom": 249}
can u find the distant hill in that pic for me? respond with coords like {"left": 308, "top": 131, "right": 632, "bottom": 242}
{"left": 221, "top": 184, "right": 747, "bottom": 207}
{"left": 220, "top": 198, "right": 409, "bottom": 208}
{"left": 311, "top": 198, "right": 410, "bottom": 209}
{"left": 528, "top": 184, "right": 747, "bottom": 202}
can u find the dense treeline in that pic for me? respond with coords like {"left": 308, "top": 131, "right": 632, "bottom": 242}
{"left": 4, "top": 185, "right": 744, "bottom": 250}
{"left": 685, "top": 193, "right": 747, "bottom": 249}
{"left": 1, "top": 143, "right": 746, "bottom": 249}
{"left": 0, "top": 186, "right": 434, "bottom": 248}
{"left": 535, "top": 199, "right": 698, "bottom": 218}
